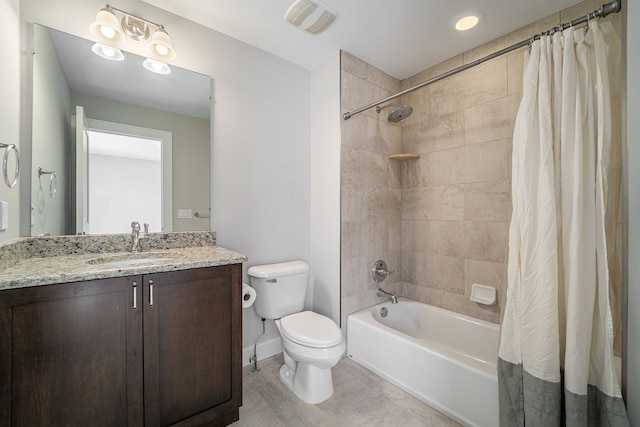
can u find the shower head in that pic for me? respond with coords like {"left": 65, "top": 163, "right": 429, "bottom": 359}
{"left": 375, "top": 103, "right": 413, "bottom": 123}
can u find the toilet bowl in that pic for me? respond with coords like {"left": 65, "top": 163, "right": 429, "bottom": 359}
{"left": 275, "top": 311, "right": 345, "bottom": 404}
{"left": 248, "top": 261, "right": 345, "bottom": 404}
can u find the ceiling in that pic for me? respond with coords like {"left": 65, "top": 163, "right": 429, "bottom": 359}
{"left": 142, "top": 0, "right": 582, "bottom": 80}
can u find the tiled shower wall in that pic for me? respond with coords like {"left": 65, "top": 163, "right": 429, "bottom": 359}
{"left": 340, "top": 54, "right": 403, "bottom": 329}
{"left": 340, "top": 0, "right": 623, "bottom": 326}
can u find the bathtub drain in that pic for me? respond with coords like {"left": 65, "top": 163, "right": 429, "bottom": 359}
{"left": 380, "top": 307, "right": 388, "bottom": 317}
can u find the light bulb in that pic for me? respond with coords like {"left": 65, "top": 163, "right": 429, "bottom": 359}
{"left": 100, "top": 25, "right": 116, "bottom": 39}
{"left": 455, "top": 15, "right": 479, "bottom": 31}
{"left": 155, "top": 44, "right": 169, "bottom": 56}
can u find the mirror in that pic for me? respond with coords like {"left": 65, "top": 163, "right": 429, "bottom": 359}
{"left": 28, "top": 24, "right": 211, "bottom": 236}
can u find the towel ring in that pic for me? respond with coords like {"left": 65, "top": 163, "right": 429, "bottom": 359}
{"left": 1, "top": 143, "right": 20, "bottom": 188}
{"left": 38, "top": 167, "right": 57, "bottom": 198}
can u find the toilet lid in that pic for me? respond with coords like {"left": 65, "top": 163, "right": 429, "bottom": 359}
{"left": 279, "top": 311, "right": 343, "bottom": 348}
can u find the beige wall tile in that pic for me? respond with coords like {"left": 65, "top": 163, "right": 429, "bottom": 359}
{"left": 402, "top": 185, "right": 464, "bottom": 221}
{"left": 368, "top": 188, "right": 402, "bottom": 221}
{"left": 341, "top": 71, "right": 388, "bottom": 119}
{"left": 402, "top": 55, "right": 464, "bottom": 89}
{"left": 460, "top": 57, "right": 508, "bottom": 109}
{"left": 507, "top": 50, "right": 525, "bottom": 96}
{"left": 464, "top": 259, "right": 506, "bottom": 298}
{"left": 463, "top": 180, "right": 512, "bottom": 221}
{"left": 424, "top": 147, "right": 465, "bottom": 184}
{"left": 401, "top": 220, "right": 430, "bottom": 253}
{"left": 463, "top": 221, "right": 509, "bottom": 262}
{"left": 341, "top": 50, "right": 367, "bottom": 78}
{"left": 341, "top": 146, "right": 388, "bottom": 175}
{"left": 429, "top": 74, "right": 463, "bottom": 115}
{"left": 418, "top": 254, "right": 465, "bottom": 295}
{"left": 341, "top": 182, "right": 368, "bottom": 222}
{"left": 368, "top": 116, "right": 402, "bottom": 154}
{"left": 389, "top": 159, "right": 403, "bottom": 189}
{"left": 427, "top": 220, "right": 465, "bottom": 258}
{"left": 342, "top": 170, "right": 389, "bottom": 190}
{"left": 402, "top": 110, "right": 465, "bottom": 155}
{"left": 464, "top": 95, "right": 520, "bottom": 145}
{"left": 401, "top": 156, "right": 429, "bottom": 188}
{"left": 401, "top": 120, "right": 433, "bottom": 154}
{"left": 341, "top": 257, "right": 372, "bottom": 297}
{"left": 462, "top": 139, "right": 509, "bottom": 184}
{"left": 398, "top": 86, "right": 430, "bottom": 126}
{"left": 341, "top": 114, "right": 368, "bottom": 150}
{"left": 389, "top": 218, "right": 403, "bottom": 254}
{"left": 367, "top": 63, "right": 401, "bottom": 94}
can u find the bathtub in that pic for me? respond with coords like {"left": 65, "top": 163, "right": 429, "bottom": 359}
{"left": 347, "top": 298, "right": 499, "bottom": 427}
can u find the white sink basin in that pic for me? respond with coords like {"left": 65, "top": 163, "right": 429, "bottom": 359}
{"left": 98, "top": 257, "right": 174, "bottom": 268}
{"left": 87, "top": 253, "right": 174, "bottom": 268}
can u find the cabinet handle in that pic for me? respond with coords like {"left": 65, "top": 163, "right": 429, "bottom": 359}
{"left": 149, "top": 280, "right": 154, "bottom": 306}
{"left": 133, "top": 281, "right": 138, "bottom": 309}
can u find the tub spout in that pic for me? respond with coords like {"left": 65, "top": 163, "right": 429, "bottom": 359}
{"left": 377, "top": 288, "right": 397, "bottom": 304}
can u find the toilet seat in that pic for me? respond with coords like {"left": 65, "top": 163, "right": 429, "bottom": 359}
{"left": 279, "top": 311, "right": 343, "bottom": 348}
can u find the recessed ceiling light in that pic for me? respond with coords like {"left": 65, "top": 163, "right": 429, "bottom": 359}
{"left": 452, "top": 11, "right": 483, "bottom": 31}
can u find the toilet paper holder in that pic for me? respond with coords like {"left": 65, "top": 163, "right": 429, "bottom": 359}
{"left": 242, "top": 283, "right": 257, "bottom": 308}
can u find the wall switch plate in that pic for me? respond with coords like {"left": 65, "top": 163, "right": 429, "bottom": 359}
{"left": 0, "top": 201, "right": 8, "bottom": 231}
{"left": 178, "top": 209, "right": 193, "bottom": 219}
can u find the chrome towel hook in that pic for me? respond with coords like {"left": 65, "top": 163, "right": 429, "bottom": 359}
{"left": 0, "top": 143, "right": 20, "bottom": 188}
{"left": 38, "top": 167, "right": 57, "bottom": 198}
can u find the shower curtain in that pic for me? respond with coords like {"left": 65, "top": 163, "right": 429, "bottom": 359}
{"left": 498, "top": 20, "right": 629, "bottom": 426}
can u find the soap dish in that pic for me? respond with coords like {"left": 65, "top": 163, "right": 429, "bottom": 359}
{"left": 470, "top": 283, "right": 497, "bottom": 305}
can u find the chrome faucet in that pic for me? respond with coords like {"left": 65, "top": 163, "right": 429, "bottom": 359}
{"left": 130, "top": 222, "right": 149, "bottom": 252}
{"left": 377, "top": 287, "right": 398, "bottom": 304}
{"left": 130, "top": 221, "right": 141, "bottom": 252}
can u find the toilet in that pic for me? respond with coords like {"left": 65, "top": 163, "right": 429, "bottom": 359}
{"left": 248, "top": 260, "right": 345, "bottom": 404}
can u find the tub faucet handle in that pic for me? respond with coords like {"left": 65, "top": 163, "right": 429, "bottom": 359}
{"left": 372, "top": 259, "right": 393, "bottom": 283}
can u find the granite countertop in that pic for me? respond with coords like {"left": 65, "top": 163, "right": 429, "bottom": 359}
{"left": 0, "top": 232, "right": 247, "bottom": 291}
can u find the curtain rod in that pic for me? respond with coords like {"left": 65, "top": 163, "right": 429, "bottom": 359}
{"left": 342, "top": 0, "right": 621, "bottom": 121}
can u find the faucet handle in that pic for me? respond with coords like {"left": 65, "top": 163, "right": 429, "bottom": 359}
{"left": 371, "top": 260, "right": 392, "bottom": 283}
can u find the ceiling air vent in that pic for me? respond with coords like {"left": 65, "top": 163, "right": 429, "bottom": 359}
{"left": 285, "top": 0, "right": 336, "bottom": 34}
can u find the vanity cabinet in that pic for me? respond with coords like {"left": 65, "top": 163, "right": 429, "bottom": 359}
{"left": 0, "top": 264, "right": 242, "bottom": 427}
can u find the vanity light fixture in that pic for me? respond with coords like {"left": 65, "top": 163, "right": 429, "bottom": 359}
{"left": 89, "top": 4, "right": 176, "bottom": 68}
{"left": 452, "top": 11, "right": 483, "bottom": 31}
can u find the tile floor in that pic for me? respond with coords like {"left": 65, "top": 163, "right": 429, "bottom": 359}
{"left": 230, "top": 354, "right": 461, "bottom": 427}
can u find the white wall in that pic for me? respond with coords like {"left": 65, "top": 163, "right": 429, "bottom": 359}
{"left": 310, "top": 53, "right": 341, "bottom": 324}
{"left": 0, "top": 0, "right": 21, "bottom": 242}
{"left": 624, "top": 0, "right": 639, "bottom": 422}
{"left": 20, "top": 0, "right": 313, "bottom": 357}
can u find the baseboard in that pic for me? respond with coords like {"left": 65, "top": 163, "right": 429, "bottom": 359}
{"left": 242, "top": 336, "right": 282, "bottom": 367}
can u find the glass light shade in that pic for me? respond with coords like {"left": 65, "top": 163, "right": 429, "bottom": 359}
{"left": 91, "top": 43, "right": 125, "bottom": 61}
{"left": 145, "top": 28, "right": 177, "bottom": 62}
{"left": 89, "top": 7, "right": 126, "bottom": 45}
{"left": 143, "top": 58, "right": 171, "bottom": 74}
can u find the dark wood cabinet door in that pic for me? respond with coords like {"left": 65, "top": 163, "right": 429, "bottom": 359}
{"left": 143, "top": 265, "right": 242, "bottom": 427}
{"left": 0, "top": 276, "right": 144, "bottom": 426}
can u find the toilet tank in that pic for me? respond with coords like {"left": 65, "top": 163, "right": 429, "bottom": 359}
{"left": 248, "top": 260, "right": 309, "bottom": 319}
